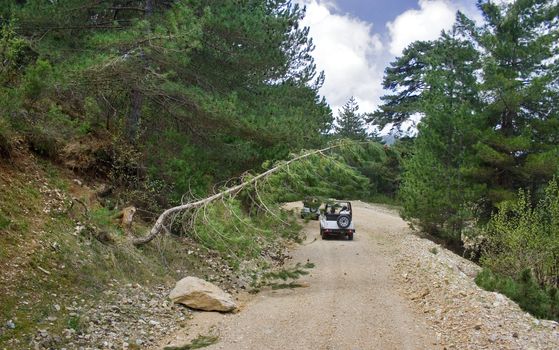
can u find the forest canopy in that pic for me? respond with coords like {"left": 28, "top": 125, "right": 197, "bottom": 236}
{"left": 0, "top": 0, "right": 334, "bottom": 207}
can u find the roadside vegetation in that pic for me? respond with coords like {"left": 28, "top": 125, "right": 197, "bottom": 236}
{"left": 373, "top": 0, "right": 559, "bottom": 320}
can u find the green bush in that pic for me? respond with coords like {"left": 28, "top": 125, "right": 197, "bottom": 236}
{"left": 0, "top": 117, "right": 14, "bottom": 159}
{"left": 481, "top": 177, "right": 559, "bottom": 287}
{"left": 25, "top": 104, "right": 92, "bottom": 159}
{"left": 0, "top": 20, "right": 32, "bottom": 85}
{"left": 26, "top": 127, "right": 59, "bottom": 158}
{"left": 21, "top": 59, "right": 52, "bottom": 102}
{"left": 476, "top": 268, "right": 559, "bottom": 320}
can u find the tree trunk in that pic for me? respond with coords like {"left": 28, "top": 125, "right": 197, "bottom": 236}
{"left": 125, "top": 0, "right": 154, "bottom": 142}
{"left": 126, "top": 88, "right": 143, "bottom": 142}
{"left": 145, "top": 0, "right": 153, "bottom": 16}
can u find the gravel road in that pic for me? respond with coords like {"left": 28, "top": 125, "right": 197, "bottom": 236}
{"left": 160, "top": 201, "right": 438, "bottom": 350}
{"left": 159, "top": 201, "right": 559, "bottom": 350}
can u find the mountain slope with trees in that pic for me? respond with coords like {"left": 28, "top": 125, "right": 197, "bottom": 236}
{"left": 373, "top": 0, "right": 559, "bottom": 320}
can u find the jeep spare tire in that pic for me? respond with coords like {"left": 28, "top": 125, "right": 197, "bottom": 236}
{"left": 337, "top": 214, "right": 351, "bottom": 228}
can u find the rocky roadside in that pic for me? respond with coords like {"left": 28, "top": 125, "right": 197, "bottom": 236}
{"left": 2, "top": 239, "right": 291, "bottom": 350}
{"left": 394, "top": 230, "right": 559, "bottom": 350}
{"left": 28, "top": 283, "right": 191, "bottom": 350}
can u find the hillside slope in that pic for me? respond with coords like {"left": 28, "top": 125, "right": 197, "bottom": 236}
{"left": 0, "top": 142, "right": 295, "bottom": 349}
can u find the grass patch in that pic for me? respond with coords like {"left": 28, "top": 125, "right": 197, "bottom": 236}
{"left": 40, "top": 160, "right": 70, "bottom": 191}
{"left": 163, "top": 335, "right": 219, "bottom": 350}
{"left": 476, "top": 268, "right": 559, "bottom": 321}
{"left": 0, "top": 212, "right": 10, "bottom": 230}
{"left": 0, "top": 212, "right": 207, "bottom": 346}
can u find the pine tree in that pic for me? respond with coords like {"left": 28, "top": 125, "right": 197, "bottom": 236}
{"left": 465, "top": 0, "right": 559, "bottom": 210}
{"left": 376, "top": 0, "right": 559, "bottom": 237}
{"left": 398, "top": 21, "right": 483, "bottom": 239}
{"left": 1, "top": 0, "right": 333, "bottom": 204}
{"left": 335, "top": 97, "right": 368, "bottom": 141}
{"left": 369, "top": 40, "right": 435, "bottom": 130}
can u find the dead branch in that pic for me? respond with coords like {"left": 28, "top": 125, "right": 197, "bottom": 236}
{"left": 131, "top": 144, "right": 340, "bottom": 246}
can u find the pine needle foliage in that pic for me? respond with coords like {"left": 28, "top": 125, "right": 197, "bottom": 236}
{"left": 376, "top": 0, "right": 559, "bottom": 240}
{"left": 163, "top": 335, "right": 219, "bottom": 350}
{"left": 255, "top": 262, "right": 314, "bottom": 290}
{"left": 1, "top": 0, "right": 333, "bottom": 209}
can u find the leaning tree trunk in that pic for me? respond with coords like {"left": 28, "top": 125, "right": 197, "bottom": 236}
{"left": 125, "top": 0, "right": 154, "bottom": 142}
{"left": 145, "top": 0, "right": 153, "bottom": 16}
{"left": 126, "top": 88, "right": 143, "bottom": 142}
{"left": 131, "top": 144, "right": 340, "bottom": 246}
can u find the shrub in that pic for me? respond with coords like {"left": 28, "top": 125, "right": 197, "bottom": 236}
{"left": 0, "top": 20, "right": 33, "bottom": 85}
{"left": 0, "top": 117, "right": 14, "bottom": 159}
{"left": 21, "top": 59, "right": 52, "bottom": 102}
{"left": 481, "top": 178, "right": 559, "bottom": 288}
{"left": 26, "top": 127, "right": 59, "bottom": 159}
{"left": 476, "top": 268, "right": 559, "bottom": 320}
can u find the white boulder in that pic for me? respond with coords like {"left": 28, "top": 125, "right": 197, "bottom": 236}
{"left": 169, "top": 276, "right": 237, "bottom": 312}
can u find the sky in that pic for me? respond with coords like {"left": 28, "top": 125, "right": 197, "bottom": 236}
{"left": 296, "top": 0, "right": 488, "bottom": 117}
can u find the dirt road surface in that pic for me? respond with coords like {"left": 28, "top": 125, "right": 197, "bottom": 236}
{"left": 160, "top": 201, "right": 438, "bottom": 350}
{"left": 158, "top": 201, "right": 559, "bottom": 350}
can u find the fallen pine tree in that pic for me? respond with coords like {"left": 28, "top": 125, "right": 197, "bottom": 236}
{"left": 132, "top": 140, "right": 378, "bottom": 246}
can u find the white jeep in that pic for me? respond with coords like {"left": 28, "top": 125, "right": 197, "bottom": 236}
{"left": 319, "top": 201, "right": 355, "bottom": 240}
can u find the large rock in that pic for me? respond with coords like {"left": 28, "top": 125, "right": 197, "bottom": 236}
{"left": 169, "top": 277, "right": 237, "bottom": 312}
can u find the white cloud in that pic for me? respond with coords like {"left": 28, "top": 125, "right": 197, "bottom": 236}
{"left": 299, "top": 0, "right": 386, "bottom": 115}
{"left": 298, "top": 0, "right": 484, "bottom": 119}
{"left": 387, "top": 0, "right": 470, "bottom": 56}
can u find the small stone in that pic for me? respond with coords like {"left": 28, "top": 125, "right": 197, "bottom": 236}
{"left": 54, "top": 304, "right": 61, "bottom": 311}
{"left": 6, "top": 320, "right": 15, "bottom": 329}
